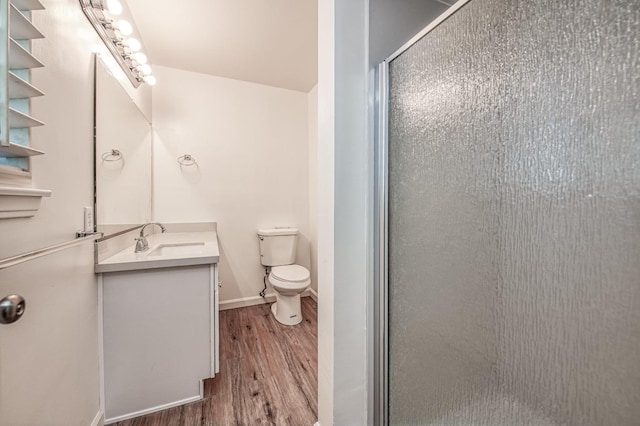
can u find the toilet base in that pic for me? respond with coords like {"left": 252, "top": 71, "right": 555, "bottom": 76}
{"left": 271, "top": 294, "right": 302, "bottom": 326}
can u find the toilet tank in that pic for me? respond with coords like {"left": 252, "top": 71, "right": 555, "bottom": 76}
{"left": 257, "top": 228, "right": 298, "bottom": 266}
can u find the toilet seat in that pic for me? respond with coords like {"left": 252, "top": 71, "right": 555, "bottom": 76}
{"left": 269, "top": 265, "right": 310, "bottom": 293}
{"left": 271, "top": 264, "right": 309, "bottom": 283}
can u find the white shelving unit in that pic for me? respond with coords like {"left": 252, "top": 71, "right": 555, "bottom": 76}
{"left": 0, "top": 0, "right": 45, "bottom": 157}
{"left": 0, "top": 0, "right": 50, "bottom": 219}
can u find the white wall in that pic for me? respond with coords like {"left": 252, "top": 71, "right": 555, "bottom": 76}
{"left": 0, "top": 0, "right": 151, "bottom": 424}
{"left": 151, "top": 66, "right": 310, "bottom": 304}
{"left": 317, "top": 0, "right": 335, "bottom": 422}
{"left": 317, "top": 0, "right": 371, "bottom": 424}
{"left": 308, "top": 85, "right": 318, "bottom": 293}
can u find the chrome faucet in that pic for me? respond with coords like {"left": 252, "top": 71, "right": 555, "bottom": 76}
{"left": 134, "top": 222, "right": 167, "bottom": 253}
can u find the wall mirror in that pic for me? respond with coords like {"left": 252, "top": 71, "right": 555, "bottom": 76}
{"left": 94, "top": 56, "right": 152, "bottom": 228}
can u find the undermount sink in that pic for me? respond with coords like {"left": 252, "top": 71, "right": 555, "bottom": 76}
{"left": 147, "top": 242, "right": 205, "bottom": 257}
{"left": 95, "top": 231, "right": 219, "bottom": 273}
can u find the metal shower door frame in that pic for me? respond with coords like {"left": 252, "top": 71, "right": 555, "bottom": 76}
{"left": 372, "top": 1, "right": 472, "bottom": 424}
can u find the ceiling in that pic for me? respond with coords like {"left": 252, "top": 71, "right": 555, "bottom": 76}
{"left": 126, "top": 0, "right": 318, "bottom": 92}
{"left": 369, "top": 0, "right": 454, "bottom": 65}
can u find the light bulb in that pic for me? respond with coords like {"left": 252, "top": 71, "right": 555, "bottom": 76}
{"left": 126, "top": 38, "right": 141, "bottom": 52}
{"left": 144, "top": 75, "right": 157, "bottom": 86}
{"left": 139, "top": 64, "right": 152, "bottom": 75}
{"left": 133, "top": 52, "right": 148, "bottom": 64}
{"left": 105, "top": 0, "right": 122, "bottom": 15}
{"left": 116, "top": 19, "right": 132, "bottom": 35}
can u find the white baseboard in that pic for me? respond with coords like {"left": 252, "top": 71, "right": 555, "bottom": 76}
{"left": 219, "top": 290, "right": 318, "bottom": 311}
{"left": 219, "top": 293, "right": 276, "bottom": 310}
{"left": 90, "top": 410, "right": 104, "bottom": 426}
{"left": 105, "top": 395, "right": 202, "bottom": 425}
{"left": 308, "top": 288, "right": 318, "bottom": 302}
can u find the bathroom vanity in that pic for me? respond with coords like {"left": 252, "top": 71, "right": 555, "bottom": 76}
{"left": 96, "top": 231, "right": 219, "bottom": 424}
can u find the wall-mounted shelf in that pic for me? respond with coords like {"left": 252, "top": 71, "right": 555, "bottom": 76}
{"left": 9, "top": 107, "right": 43, "bottom": 128}
{"left": 8, "top": 71, "right": 44, "bottom": 98}
{"left": 0, "top": 142, "right": 43, "bottom": 157}
{"left": 9, "top": 38, "right": 44, "bottom": 69}
{"left": 10, "top": 4, "right": 44, "bottom": 39}
{"left": 0, "top": 185, "right": 51, "bottom": 219}
{"left": 11, "top": 0, "right": 43, "bottom": 11}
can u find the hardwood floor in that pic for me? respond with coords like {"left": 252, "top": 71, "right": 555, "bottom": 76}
{"left": 114, "top": 297, "right": 318, "bottom": 426}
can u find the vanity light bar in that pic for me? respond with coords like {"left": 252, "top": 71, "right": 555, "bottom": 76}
{"left": 79, "top": 0, "right": 156, "bottom": 87}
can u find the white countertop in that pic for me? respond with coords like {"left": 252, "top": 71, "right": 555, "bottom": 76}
{"left": 95, "top": 231, "right": 219, "bottom": 273}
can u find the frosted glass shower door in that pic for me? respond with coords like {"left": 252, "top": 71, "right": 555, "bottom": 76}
{"left": 386, "top": 0, "right": 640, "bottom": 424}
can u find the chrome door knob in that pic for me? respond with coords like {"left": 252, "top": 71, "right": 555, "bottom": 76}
{"left": 0, "top": 294, "right": 26, "bottom": 324}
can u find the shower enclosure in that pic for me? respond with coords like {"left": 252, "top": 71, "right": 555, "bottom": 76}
{"left": 379, "top": 0, "right": 640, "bottom": 424}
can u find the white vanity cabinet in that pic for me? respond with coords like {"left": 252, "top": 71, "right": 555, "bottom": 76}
{"left": 96, "top": 232, "right": 220, "bottom": 424}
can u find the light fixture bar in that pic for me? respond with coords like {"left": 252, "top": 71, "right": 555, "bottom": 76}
{"left": 79, "top": 0, "right": 148, "bottom": 87}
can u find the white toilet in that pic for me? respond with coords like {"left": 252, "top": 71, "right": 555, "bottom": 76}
{"left": 257, "top": 228, "right": 310, "bottom": 325}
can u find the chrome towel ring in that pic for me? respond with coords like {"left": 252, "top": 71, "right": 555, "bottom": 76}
{"left": 101, "top": 149, "right": 122, "bottom": 162}
{"left": 177, "top": 154, "right": 197, "bottom": 166}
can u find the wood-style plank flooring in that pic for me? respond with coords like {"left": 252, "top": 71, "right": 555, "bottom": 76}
{"left": 115, "top": 297, "right": 318, "bottom": 426}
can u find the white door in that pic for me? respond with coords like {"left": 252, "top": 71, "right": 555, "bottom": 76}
{"left": 0, "top": 244, "right": 101, "bottom": 426}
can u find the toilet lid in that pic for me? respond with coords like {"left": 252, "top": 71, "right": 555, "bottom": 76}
{"left": 271, "top": 265, "right": 310, "bottom": 283}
